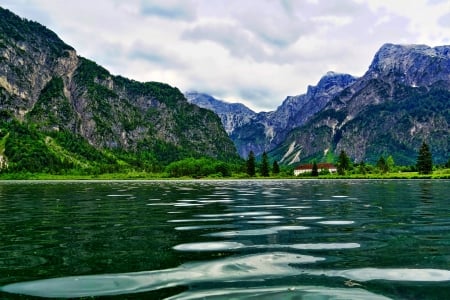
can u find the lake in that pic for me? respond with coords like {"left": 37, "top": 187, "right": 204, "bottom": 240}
{"left": 0, "top": 179, "right": 449, "bottom": 299}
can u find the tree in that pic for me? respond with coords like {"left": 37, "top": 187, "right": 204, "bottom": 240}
{"left": 260, "top": 151, "right": 270, "bottom": 177}
{"left": 386, "top": 155, "right": 395, "bottom": 172}
{"left": 272, "top": 160, "right": 280, "bottom": 175}
{"left": 377, "top": 156, "right": 388, "bottom": 173}
{"left": 311, "top": 161, "right": 319, "bottom": 177}
{"left": 417, "top": 142, "right": 433, "bottom": 174}
{"left": 358, "top": 161, "right": 367, "bottom": 175}
{"left": 446, "top": 158, "right": 450, "bottom": 168}
{"left": 246, "top": 151, "right": 256, "bottom": 177}
{"left": 337, "top": 150, "right": 350, "bottom": 175}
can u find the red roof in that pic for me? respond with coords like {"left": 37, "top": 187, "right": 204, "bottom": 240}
{"left": 295, "top": 163, "right": 336, "bottom": 170}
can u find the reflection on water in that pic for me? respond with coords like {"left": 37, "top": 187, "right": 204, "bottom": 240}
{"left": 0, "top": 180, "right": 450, "bottom": 299}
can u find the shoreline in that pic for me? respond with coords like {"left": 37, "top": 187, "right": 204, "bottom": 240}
{"left": 0, "top": 172, "right": 448, "bottom": 181}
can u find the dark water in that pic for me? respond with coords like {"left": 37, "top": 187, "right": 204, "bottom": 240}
{"left": 0, "top": 180, "right": 449, "bottom": 299}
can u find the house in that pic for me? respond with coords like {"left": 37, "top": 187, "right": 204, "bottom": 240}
{"left": 294, "top": 163, "right": 337, "bottom": 176}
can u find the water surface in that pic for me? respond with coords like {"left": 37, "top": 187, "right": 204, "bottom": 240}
{"left": 0, "top": 180, "right": 449, "bottom": 299}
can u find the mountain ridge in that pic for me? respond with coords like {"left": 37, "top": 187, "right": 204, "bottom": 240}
{"left": 188, "top": 43, "right": 449, "bottom": 165}
{"left": 0, "top": 7, "right": 239, "bottom": 173}
{"left": 272, "top": 43, "right": 450, "bottom": 165}
{"left": 188, "top": 72, "right": 357, "bottom": 158}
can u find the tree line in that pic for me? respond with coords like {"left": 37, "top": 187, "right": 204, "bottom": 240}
{"left": 295, "top": 141, "right": 437, "bottom": 177}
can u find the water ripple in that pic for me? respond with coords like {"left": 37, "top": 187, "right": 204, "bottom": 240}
{"left": 0, "top": 252, "right": 323, "bottom": 298}
{"left": 166, "top": 285, "right": 392, "bottom": 300}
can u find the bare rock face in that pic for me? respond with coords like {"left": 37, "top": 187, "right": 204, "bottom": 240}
{"left": 188, "top": 72, "right": 356, "bottom": 158}
{"left": 273, "top": 44, "right": 450, "bottom": 165}
{"left": 185, "top": 91, "right": 256, "bottom": 135}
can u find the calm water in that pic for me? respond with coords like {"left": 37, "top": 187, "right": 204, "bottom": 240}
{"left": 0, "top": 180, "right": 449, "bottom": 299}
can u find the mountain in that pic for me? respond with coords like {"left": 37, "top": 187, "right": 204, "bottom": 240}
{"left": 188, "top": 72, "right": 357, "bottom": 158}
{"left": 272, "top": 43, "right": 450, "bottom": 165}
{"left": 185, "top": 91, "right": 256, "bottom": 134}
{"left": 0, "top": 7, "right": 238, "bottom": 173}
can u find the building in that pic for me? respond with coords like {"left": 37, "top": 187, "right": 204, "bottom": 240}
{"left": 294, "top": 163, "right": 337, "bottom": 176}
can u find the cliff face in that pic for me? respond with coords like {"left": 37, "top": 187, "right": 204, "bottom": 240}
{"left": 185, "top": 91, "right": 256, "bottom": 135}
{"left": 188, "top": 72, "right": 356, "bottom": 158}
{"left": 272, "top": 44, "right": 450, "bottom": 165}
{"left": 0, "top": 7, "right": 238, "bottom": 172}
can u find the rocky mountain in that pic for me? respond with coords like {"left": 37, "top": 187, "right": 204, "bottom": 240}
{"left": 0, "top": 7, "right": 238, "bottom": 173}
{"left": 185, "top": 91, "right": 256, "bottom": 134}
{"left": 188, "top": 72, "right": 357, "bottom": 158}
{"left": 272, "top": 43, "right": 450, "bottom": 165}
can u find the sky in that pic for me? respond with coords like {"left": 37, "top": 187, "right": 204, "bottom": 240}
{"left": 2, "top": 0, "right": 450, "bottom": 112}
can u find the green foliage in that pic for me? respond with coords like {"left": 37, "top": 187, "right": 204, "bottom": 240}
{"left": 260, "top": 151, "right": 270, "bottom": 177}
{"left": 0, "top": 7, "right": 73, "bottom": 57}
{"left": 26, "top": 77, "right": 75, "bottom": 128}
{"left": 272, "top": 161, "right": 280, "bottom": 175}
{"left": 358, "top": 161, "right": 367, "bottom": 175}
{"left": 337, "top": 150, "right": 351, "bottom": 175}
{"left": 343, "top": 87, "right": 450, "bottom": 165}
{"left": 377, "top": 156, "right": 388, "bottom": 173}
{"left": 114, "top": 76, "right": 186, "bottom": 108}
{"left": 386, "top": 155, "right": 395, "bottom": 172}
{"left": 246, "top": 151, "right": 256, "bottom": 177}
{"left": 417, "top": 141, "right": 433, "bottom": 174}
{"left": 50, "top": 131, "right": 116, "bottom": 165}
{"left": 165, "top": 157, "right": 231, "bottom": 178}
{"left": 311, "top": 161, "right": 319, "bottom": 177}
{"left": 2, "top": 121, "right": 71, "bottom": 173}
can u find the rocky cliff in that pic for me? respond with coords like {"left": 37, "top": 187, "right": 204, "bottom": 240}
{"left": 0, "top": 7, "right": 238, "bottom": 173}
{"left": 272, "top": 43, "right": 450, "bottom": 165}
{"left": 185, "top": 91, "right": 256, "bottom": 135}
{"left": 188, "top": 72, "right": 356, "bottom": 158}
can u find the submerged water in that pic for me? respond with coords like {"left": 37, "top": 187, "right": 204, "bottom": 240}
{"left": 0, "top": 179, "right": 449, "bottom": 299}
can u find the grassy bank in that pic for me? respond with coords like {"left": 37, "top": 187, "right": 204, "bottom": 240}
{"left": 1, "top": 169, "right": 449, "bottom": 180}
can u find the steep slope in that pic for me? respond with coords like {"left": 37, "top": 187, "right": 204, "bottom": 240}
{"left": 185, "top": 91, "right": 256, "bottom": 134}
{"left": 187, "top": 73, "right": 356, "bottom": 158}
{"left": 0, "top": 7, "right": 238, "bottom": 173}
{"left": 231, "top": 72, "right": 356, "bottom": 158}
{"left": 272, "top": 44, "right": 450, "bottom": 165}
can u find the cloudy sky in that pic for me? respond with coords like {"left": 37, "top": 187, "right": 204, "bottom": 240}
{"left": 2, "top": 0, "right": 450, "bottom": 111}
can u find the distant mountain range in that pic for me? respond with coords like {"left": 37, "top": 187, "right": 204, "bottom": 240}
{"left": 187, "top": 44, "right": 450, "bottom": 165}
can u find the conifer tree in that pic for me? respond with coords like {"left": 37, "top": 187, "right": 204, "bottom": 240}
{"left": 417, "top": 142, "right": 433, "bottom": 174}
{"left": 377, "top": 156, "right": 388, "bottom": 173}
{"left": 337, "top": 150, "right": 350, "bottom": 175}
{"left": 311, "top": 161, "right": 319, "bottom": 177}
{"left": 272, "top": 160, "right": 280, "bottom": 175}
{"left": 246, "top": 151, "right": 256, "bottom": 177}
{"left": 260, "top": 151, "right": 270, "bottom": 177}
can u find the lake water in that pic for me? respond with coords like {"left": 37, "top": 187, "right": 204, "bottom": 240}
{"left": 0, "top": 180, "right": 449, "bottom": 299}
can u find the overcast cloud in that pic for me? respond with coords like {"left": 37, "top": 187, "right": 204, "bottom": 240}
{"left": 2, "top": 0, "right": 450, "bottom": 111}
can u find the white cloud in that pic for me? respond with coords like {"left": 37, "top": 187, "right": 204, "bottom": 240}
{"left": 1, "top": 0, "right": 450, "bottom": 112}
{"left": 139, "top": 0, "right": 197, "bottom": 21}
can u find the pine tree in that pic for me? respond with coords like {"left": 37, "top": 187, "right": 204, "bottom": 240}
{"left": 417, "top": 142, "right": 433, "bottom": 174}
{"left": 272, "top": 160, "right": 280, "bottom": 175}
{"left": 377, "top": 156, "right": 388, "bottom": 173}
{"left": 337, "top": 150, "right": 350, "bottom": 175}
{"left": 246, "top": 151, "right": 256, "bottom": 177}
{"left": 260, "top": 151, "right": 270, "bottom": 177}
{"left": 311, "top": 161, "right": 319, "bottom": 177}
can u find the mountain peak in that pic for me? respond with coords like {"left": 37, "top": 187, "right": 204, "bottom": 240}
{"left": 367, "top": 43, "right": 450, "bottom": 87}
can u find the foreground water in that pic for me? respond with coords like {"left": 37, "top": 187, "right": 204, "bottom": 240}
{"left": 0, "top": 180, "right": 449, "bottom": 299}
